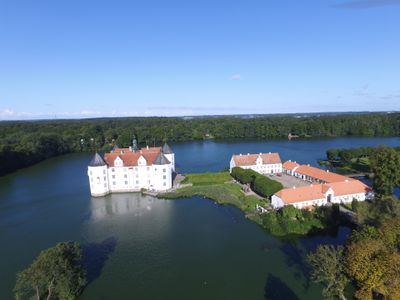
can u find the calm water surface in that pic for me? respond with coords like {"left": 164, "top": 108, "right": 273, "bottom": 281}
{"left": 1, "top": 137, "right": 399, "bottom": 299}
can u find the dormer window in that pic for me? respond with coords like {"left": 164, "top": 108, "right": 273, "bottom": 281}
{"left": 114, "top": 157, "right": 123, "bottom": 167}
{"left": 138, "top": 155, "right": 147, "bottom": 166}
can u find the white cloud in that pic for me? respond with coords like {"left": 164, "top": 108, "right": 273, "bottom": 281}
{"left": 0, "top": 108, "right": 102, "bottom": 120}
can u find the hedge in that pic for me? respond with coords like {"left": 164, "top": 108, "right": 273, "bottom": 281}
{"left": 231, "top": 167, "right": 283, "bottom": 198}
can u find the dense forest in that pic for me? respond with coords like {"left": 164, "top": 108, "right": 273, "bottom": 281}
{"left": 1, "top": 112, "right": 399, "bottom": 176}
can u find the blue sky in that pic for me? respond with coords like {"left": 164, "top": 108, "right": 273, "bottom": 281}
{"left": 0, "top": 0, "right": 399, "bottom": 120}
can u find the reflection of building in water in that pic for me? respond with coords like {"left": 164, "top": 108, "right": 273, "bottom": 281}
{"left": 87, "top": 136, "right": 175, "bottom": 197}
{"left": 90, "top": 193, "right": 172, "bottom": 220}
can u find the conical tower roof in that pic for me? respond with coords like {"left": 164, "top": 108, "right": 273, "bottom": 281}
{"left": 153, "top": 152, "right": 171, "bottom": 165}
{"left": 89, "top": 152, "right": 106, "bottom": 167}
{"left": 161, "top": 143, "right": 173, "bottom": 154}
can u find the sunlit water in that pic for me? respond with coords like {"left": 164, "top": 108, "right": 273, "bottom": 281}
{"left": 1, "top": 137, "right": 399, "bottom": 299}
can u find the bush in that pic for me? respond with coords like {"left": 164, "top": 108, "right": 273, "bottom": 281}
{"left": 253, "top": 176, "right": 283, "bottom": 198}
{"left": 231, "top": 167, "right": 283, "bottom": 198}
{"left": 231, "top": 167, "right": 257, "bottom": 184}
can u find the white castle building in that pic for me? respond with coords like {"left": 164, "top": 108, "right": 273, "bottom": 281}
{"left": 229, "top": 152, "right": 282, "bottom": 174}
{"left": 88, "top": 139, "right": 175, "bottom": 197}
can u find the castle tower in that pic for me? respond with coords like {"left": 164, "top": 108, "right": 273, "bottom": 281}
{"left": 87, "top": 152, "right": 109, "bottom": 196}
{"left": 153, "top": 152, "right": 172, "bottom": 190}
{"left": 161, "top": 143, "right": 175, "bottom": 172}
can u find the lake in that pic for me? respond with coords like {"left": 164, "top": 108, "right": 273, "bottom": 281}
{"left": 1, "top": 137, "right": 399, "bottom": 299}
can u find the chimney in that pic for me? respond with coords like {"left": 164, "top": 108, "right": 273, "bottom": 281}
{"left": 292, "top": 186, "right": 296, "bottom": 189}
{"left": 129, "top": 146, "right": 132, "bottom": 152}
{"left": 247, "top": 153, "right": 250, "bottom": 155}
{"left": 146, "top": 145, "right": 149, "bottom": 150}
{"left": 259, "top": 152, "right": 262, "bottom": 155}
{"left": 326, "top": 170, "right": 330, "bottom": 173}
{"left": 345, "top": 179, "right": 349, "bottom": 182}
{"left": 239, "top": 153, "right": 242, "bottom": 156}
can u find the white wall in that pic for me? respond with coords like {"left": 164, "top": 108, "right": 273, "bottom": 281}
{"left": 88, "top": 165, "right": 109, "bottom": 196}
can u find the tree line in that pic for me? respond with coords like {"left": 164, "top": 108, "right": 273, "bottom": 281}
{"left": 308, "top": 146, "right": 400, "bottom": 299}
{"left": 1, "top": 112, "right": 399, "bottom": 176}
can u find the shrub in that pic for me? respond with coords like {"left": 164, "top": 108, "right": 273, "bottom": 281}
{"left": 231, "top": 167, "right": 283, "bottom": 198}
{"left": 231, "top": 167, "right": 257, "bottom": 184}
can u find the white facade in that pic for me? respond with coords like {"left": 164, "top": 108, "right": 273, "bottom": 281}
{"left": 271, "top": 194, "right": 327, "bottom": 210}
{"left": 88, "top": 144, "right": 174, "bottom": 197}
{"left": 229, "top": 153, "right": 282, "bottom": 174}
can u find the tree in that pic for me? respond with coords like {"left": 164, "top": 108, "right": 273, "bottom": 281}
{"left": 14, "top": 241, "right": 86, "bottom": 300}
{"left": 307, "top": 245, "right": 348, "bottom": 300}
{"left": 345, "top": 219, "right": 400, "bottom": 299}
{"left": 370, "top": 146, "right": 400, "bottom": 196}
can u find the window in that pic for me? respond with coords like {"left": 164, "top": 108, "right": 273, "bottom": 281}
{"left": 163, "top": 168, "right": 166, "bottom": 173}
{"left": 148, "top": 180, "right": 151, "bottom": 184}
{"left": 104, "top": 183, "right": 107, "bottom": 187}
{"left": 112, "top": 175, "right": 115, "bottom": 179}
{"left": 124, "top": 174, "right": 127, "bottom": 178}
{"left": 113, "top": 181, "right": 116, "bottom": 185}
{"left": 147, "top": 167, "right": 150, "bottom": 171}
{"left": 103, "top": 170, "right": 106, "bottom": 175}
{"left": 163, "top": 182, "right": 166, "bottom": 186}
{"left": 163, "top": 175, "right": 166, "bottom": 179}
{"left": 112, "top": 168, "right": 115, "bottom": 172}
{"left": 90, "top": 178, "right": 93, "bottom": 182}
{"left": 125, "top": 181, "right": 128, "bottom": 185}
{"left": 104, "top": 176, "right": 106, "bottom": 181}
{"left": 90, "top": 171, "right": 92, "bottom": 175}
{"left": 136, "top": 180, "right": 139, "bottom": 184}
{"left": 96, "top": 177, "right": 100, "bottom": 184}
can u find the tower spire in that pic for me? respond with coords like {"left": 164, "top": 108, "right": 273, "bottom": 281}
{"left": 132, "top": 134, "right": 138, "bottom": 151}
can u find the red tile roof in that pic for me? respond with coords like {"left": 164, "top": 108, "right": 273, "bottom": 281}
{"left": 326, "top": 180, "right": 369, "bottom": 196}
{"left": 275, "top": 184, "right": 328, "bottom": 204}
{"left": 282, "top": 160, "right": 300, "bottom": 170}
{"left": 274, "top": 179, "right": 368, "bottom": 205}
{"left": 294, "top": 165, "right": 350, "bottom": 183}
{"left": 104, "top": 147, "right": 161, "bottom": 167}
{"left": 232, "top": 153, "right": 281, "bottom": 166}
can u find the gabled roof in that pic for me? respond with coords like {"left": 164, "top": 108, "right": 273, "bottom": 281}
{"left": 232, "top": 152, "right": 281, "bottom": 166}
{"left": 326, "top": 180, "right": 369, "bottom": 196}
{"left": 153, "top": 153, "right": 171, "bottom": 165}
{"left": 104, "top": 147, "right": 161, "bottom": 167}
{"left": 161, "top": 143, "right": 173, "bottom": 154}
{"left": 89, "top": 152, "right": 106, "bottom": 167}
{"left": 294, "top": 165, "right": 350, "bottom": 183}
{"left": 282, "top": 160, "right": 300, "bottom": 170}
{"left": 275, "top": 184, "right": 327, "bottom": 204}
{"left": 274, "top": 179, "right": 368, "bottom": 205}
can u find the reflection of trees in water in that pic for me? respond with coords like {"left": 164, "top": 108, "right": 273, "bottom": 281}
{"left": 90, "top": 194, "right": 161, "bottom": 219}
{"left": 264, "top": 274, "right": 300, "bottom": 300}
{"left": 280, "top": 243, "right": 311, "bottom": 291}
{"left": 82, "top": 237, "right": 117, "bottom": 286}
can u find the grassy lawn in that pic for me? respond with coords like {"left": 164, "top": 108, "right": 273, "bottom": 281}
{"left": 181, "top": 172, "right": 232, "bottom": 185}
{"left": 158, "top": 172, "right": 268, "bottom": 224}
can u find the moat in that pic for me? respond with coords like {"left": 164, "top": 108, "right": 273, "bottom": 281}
{"left": 1, "top": 137, "right": 399, "bottom": 299}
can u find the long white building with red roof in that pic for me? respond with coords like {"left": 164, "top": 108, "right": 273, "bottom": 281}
{"left": 87, "top": 138, "right": 175, "bottom": 197}
{"left": 229, "top": 152, "right": 282, "bottom": 174}
{"left": 273, "top": 160, "right": 371, "bottom": 209}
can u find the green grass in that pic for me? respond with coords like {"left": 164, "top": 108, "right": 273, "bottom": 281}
{"left": 159, "top": 172, "right": 269, "bottom": 225}
{"left": 181, "top": 172, "right": 232, "bottom": 185}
